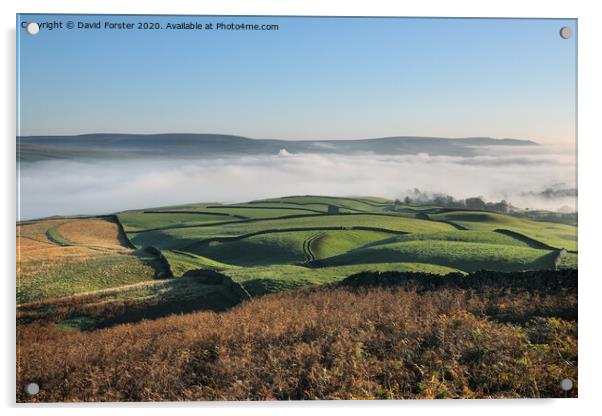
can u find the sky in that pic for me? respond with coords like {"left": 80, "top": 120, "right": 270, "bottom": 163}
{"left": 17, "top": 15, "right": 576, "bottom": 144}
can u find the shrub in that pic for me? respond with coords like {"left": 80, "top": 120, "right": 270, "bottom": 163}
{"left": 17, "top": 274, "right": 577, "bottom": 401}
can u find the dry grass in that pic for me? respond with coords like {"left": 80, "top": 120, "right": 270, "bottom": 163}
{"left": 17, "top": 220, "right": 102, "bottom": 283}
{"left": 17, "top": 219, "right": 123, "bottom": 271}
{"left": 17, "top": 219, "right": 65, "bottom": 244}
{"left": 17, "top": 218, "right": 161, "bottom": 304}
{"left": 17, "top": 277, "right": 577, "bottom": 402}
{"left": 54, "top": 219, "right": 129, "bottom": 249}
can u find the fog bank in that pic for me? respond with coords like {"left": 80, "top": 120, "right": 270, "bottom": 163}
{"left": 18, "top": 144, "right": 576, "bottom": 220}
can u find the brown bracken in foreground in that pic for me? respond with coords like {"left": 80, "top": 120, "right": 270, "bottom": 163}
{"left": 17, "top": 273, "right": 577, "bottom": 401}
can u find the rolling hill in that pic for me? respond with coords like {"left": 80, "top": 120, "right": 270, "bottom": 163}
{"left": 16, "top": 195, "right": 577, "bottom": 329}
{"left": 17, "top": 134, "right": 537, "bottom": 161}
{"left": 16, "top": 195, "right": 578, "bottom": 401}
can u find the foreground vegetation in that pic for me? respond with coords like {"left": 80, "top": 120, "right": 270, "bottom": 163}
{"left": 17, "top": 269, "right": 577, "bottom": 401}
{"left": 16, "top": 195, "right": 578, "bottom": 401}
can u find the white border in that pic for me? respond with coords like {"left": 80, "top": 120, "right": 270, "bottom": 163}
{"left": 3, "top": 1, "right": 601, "bottom": 415}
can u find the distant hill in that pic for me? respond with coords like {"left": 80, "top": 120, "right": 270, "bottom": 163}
{"left": 16, "top": 133, "right": 537, "bottom": 162}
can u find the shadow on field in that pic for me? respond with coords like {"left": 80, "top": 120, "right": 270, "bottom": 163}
{"left": 18, "top": 268, "right": 577, "bottom": 332}
{"left": 17, "top": 270, "right": 249, "bottom": 330}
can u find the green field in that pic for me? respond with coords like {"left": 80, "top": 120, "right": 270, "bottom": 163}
{"left": 17, "top": 253, "right": 161, "bottom": 303}
{"left": 16, "top": 218, "right": 168, "bottom": 304}
{"left": 430, "top": 211, "right": 578, "bottom": 251}
{"left": 18, "top": 196, "right": 577, "bottom": 308}
{"left": 319, "top": 239, "right": 555, "bottom": 272}
{"left": 126, "top": 213, "right": 455, "bottom": 249}
{"left": 227, "top": 263, "right": 461, "bottom": 296}
{"left": 115, "top": 196, "right": 577, "bottom": 287}
{"left": 117, "top": 211, "right": 243, "bottom": 232}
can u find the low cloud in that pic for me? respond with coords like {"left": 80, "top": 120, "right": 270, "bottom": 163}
{"left": 18, "top": 144, "right": 576, "bottom": 220}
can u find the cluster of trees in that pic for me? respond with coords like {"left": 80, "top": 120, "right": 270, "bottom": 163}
{"left": 516, "top": 210, "right": 577, "bottom": 226}
{"left": 394, "top": 189, "right": 577, "bottom": 225}
{"left": 395, "top": 189, "right": 512, "bottom": 213}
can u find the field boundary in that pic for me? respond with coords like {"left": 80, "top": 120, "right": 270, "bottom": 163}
{"left": 101, "top": 215, "right": 138, "bottom": 249}
{"left": 268, "top": 195, "right": 392, "bottom": 208}
{"left": 144, "top": 246, "right": 175, "bottom": 278}
{"left": 414, "top": 212, "right": 468, "bottom": 230}
{"left": 493, "top": 229, "right": 562, "bottom": 251}
{"left": 128, "top": 211, "right": 433, "bottom": 234}
{"left": 339, "top": 268, "right": 578, "bottom": 291}
{"left": 143, "top": 210, "right": 248, "bottom": 220}
{"left": 553, "top": 249, "right": 568, "bottom": 270}
{"left": 247, "top": 196, "right": 391, "bottom": 212}
{"left": 184, "top": 226, "right": 410, "bottom": 251}
{"left": 206, "top": 205, "right": 325, "bottom": 214}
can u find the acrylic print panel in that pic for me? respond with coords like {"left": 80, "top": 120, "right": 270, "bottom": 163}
{"left": 16, "top": 14, "right": 577, "bottom": 401}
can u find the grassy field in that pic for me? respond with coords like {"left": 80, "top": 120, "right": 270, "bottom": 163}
{"left": 191, "top": 229, "right": 396, "bottom": 266}
{"left": 127, "top": 213, "right": 456, "bottom": 249}
{"left": 228, "top": 263, "right": 461, "bottom": 295}
{"left": 16, "top": 217, "right": 168, "bottom": 304}
{"left": 114, "top": 197, "right": 577, "bottom": 283}
{"left": 117, "top": 211, "right": 243, "bottom": 232}
{"left": 18, "top": 196, "right": 577, "bottom": 305}
{"left": 430, "top": 211, "right": 578, "bottom": 251}
{"left": 16, "top": 195, "right": 578, "bottom": 401}
{"left": 319, "top": 240, "right": 556, "bottom": 272}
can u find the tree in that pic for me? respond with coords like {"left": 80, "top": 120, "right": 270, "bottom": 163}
{"left": 465, "top": 197, "right": 487, "bottom": 210}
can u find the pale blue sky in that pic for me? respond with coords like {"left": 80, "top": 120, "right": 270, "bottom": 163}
{"left": 17, "top": 15, "right": 576, "bottom": 143}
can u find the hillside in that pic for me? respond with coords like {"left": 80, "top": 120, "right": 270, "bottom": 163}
{"left": 118, "top": 195, "right": 576, "bottom": 289}
{"left": 17, "top": 134, "right": 537, "bottom": 161}
{"left": 16, "top": 195, "right": 577, "bottom": 329}
{"left": 17, "top": 269, "right": 577, "bottom": 401}
{"left": 16, "top": 216, "right": 169, "bottom": 304}
{"left": 16, "top": 195, "right": 578, "bottom": 401}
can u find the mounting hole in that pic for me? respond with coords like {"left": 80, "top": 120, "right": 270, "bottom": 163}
{"left": 26, "top": 22, "right": 40, "bottom": 35}
{"left": 560, "top": 378, "right": 573, "bottom": 391}
{"left": 25, "top": 382, "right": 40, "bottom": 396}
{"left": 559, "top": 26, "right": 572, "bottom": 39}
